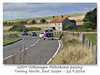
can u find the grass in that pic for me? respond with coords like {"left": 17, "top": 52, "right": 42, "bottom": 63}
{"left": 72, "top": 28, "right": 97, "bottom": 32}
{"left": 3, "top": 30, "right": 41, "bottom": 37}
{"left": 27, "top": 27, "right": 41, "bottom": 31}
{"left": 84, "top": 34, "right": 97, "bottom": 45}
{"left": 3, "top": 37, "right": 22, "bottom": 45}
{"left": 4, "top": 13, "right": 85, "bottom": 23}
{"left": 75, "top": 19, "right": 83, "bottom": 22}
{"left": 63, "top": 13, "right": 85, "bottom": 17}
{"left": 49, "top": 33, "right": 94, "bottom": 64}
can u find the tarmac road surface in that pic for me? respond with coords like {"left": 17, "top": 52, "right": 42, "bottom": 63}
{"left": 3, "top": 35, "right": 60, "bottom": 64}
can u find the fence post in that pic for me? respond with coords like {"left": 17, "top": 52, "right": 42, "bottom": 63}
{"left": 84, "top": 36, "right": 86, "bottom": 48}
{"left": 87, "top": 39, "right": 90, "bottom": 50}
{"left": 81, "top": 33, "right": 84, "bottom": 45}
{"left": 93, "top": 45, "right": 97, "bottom": 64}
{"left": 78, "top": 32, "right": 79, "bottom": 37}
{"left": 90, "top": 41, "right": 93, "bottom": 56}
{"left": 73, "top": 31, "right": 74, "bottom": 36}
{"left": 82, "top": 34, "right": 85, "bottom": 46}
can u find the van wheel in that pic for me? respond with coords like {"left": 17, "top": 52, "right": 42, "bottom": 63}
{"left": 44, "top": 38, "right": 45, "bottom": 40}
{"left": 52, "top": 38, "right": 53, "bottom": 40}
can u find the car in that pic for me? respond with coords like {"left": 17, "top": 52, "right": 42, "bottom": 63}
{"left": 43, "top": 28, "right": 53, "bottom": 40}
{"left": 39, "top": 32, "right": 44, "bottom": 39}
{"left": 31, "top": 32, "right": 37, "bottom": 36}
{"left": 22, "top": 31, "right": 28, "bottom": 35}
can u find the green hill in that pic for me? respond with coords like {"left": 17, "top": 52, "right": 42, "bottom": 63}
{"left": 4, "top": 13, "right": 85, "bottom": 23}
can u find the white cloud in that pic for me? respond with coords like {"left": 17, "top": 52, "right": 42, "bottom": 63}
{"left": 3, "top": 3, "right": 97, "bottom": 20}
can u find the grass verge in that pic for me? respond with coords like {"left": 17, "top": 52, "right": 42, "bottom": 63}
{"left": 3, "top": 37, "right": 22, "bottom": 46}
{"left": 49, "top": 33, "right": 94, "bottom": 64}
{"left": 71, "top": 28, "right": 97, "bottom": 32}
{"left": 84, "top": 34, "right": 97, "bottom": 45}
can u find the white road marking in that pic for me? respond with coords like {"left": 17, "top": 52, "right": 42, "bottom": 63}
{"left": 47, "top": 38, "right": 61, "bottom": 64}
{"left": 4, "top": 55, "right": 12, "bottom": 60}
{"left": 30, "top": 39, "right": 40, "bottom": 47}
{"left": 25, "top": 47, "right": 29, "bottom": 50}
{"left": 4, "top": 54, "right": 15, "bottom": 60}
{"left": 60, "top": 40, "right": 63, "bottom": 49}
{"left": 31, "top": 44, "right": 35, "bottom": 47}
{"left": 3, "top": 38, "right": 40, "bottom": 60}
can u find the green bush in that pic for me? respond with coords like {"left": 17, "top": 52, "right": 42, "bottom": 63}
{"left": 9, "top": 24, "right": 28, "bottom": 32}
{"left": 30, "top": 20, "right": 37, "bottom": 24}
{"left": 65, "top": 24, "right": 74, "bottom": 30}
{"left": 81, "top": 21, "right": 92, "bottom": 29}
{"left": 40, "top": 19, "right": 46, "bottom": 23}
{"left": 9, "top": 24, "right": 41, "bottom": 32}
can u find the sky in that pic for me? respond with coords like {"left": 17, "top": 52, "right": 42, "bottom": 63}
{"left": 3, "top": 3, "right": 97, "bottom": 21}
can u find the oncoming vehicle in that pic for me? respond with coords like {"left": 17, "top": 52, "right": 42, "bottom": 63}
{"left": 39, "top": 32, "right": 44, "bottom": 39}
{"left": 31, "top": 32, "right": 37, "bottom": 36}
{"left": 43, "top": 28, "right": 53, "bottom": 40}
{"left": 22, "top": 31, "right": 28, "bottom": 35}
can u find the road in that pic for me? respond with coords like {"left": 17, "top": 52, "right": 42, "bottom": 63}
{"left": 3, "top": 35, "right": 60, "bottom": 64}
{"left": 3, "top": 35, "right": 39, "bottom": 59}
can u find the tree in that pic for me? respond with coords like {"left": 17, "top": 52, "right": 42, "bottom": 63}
{"left": 40, "top": 19, "right": 46, "bottom": 23}
{"left": 31, "top": 20, "right": 36, "bottom": 24}
{"left": 83, "top": 8, "right": 97, "bottom": 29}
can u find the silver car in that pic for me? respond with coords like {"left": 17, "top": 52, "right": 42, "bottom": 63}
{"left": 39, "top": 32, "right": 44, "bottom": 39}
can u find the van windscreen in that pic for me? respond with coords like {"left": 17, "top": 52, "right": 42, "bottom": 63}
{"left": 45, "top": 29, "right": 53, "bottom": 32}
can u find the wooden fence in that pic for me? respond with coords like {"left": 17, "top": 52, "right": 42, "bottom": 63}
{"left": 53, "top": 31, "right": 97, "bottom": 64}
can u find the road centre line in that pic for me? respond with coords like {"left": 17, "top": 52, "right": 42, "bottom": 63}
{"left": 3, "top": 39, "right": 40, "bottom": 60}
{"left": 30, "top": 39, "right": 40, "bottom": 47}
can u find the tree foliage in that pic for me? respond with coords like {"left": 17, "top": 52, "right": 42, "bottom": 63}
{"left": 30, "top": 20, "right": 37, "bottom": 24}
{"left": 83, "top": 8, "right": 97, "bottom": 29}
{"left": 9, "top": 24, "right": 27, "bottom": 32}
{"left": 40, "top": 19, "right": 46, "bottom": 23}
{"left": 65, "top": 24, "right": 74, "bottom": 30}
{"left": 9, "top": 24, "right": 41, "bottom": 32}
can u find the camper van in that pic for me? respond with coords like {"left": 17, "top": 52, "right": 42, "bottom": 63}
{"left": 43, "top": 28, "right": 53, "bottom": 40}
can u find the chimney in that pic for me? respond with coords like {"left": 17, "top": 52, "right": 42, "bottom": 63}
{"left": 53, "top": 16, "right": 55, "bottom": 18}
{"left": 60, "top": 15, "right": 63, "bottom": 18}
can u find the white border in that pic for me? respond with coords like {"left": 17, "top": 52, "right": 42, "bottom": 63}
{"left": 0, "top": 0, "right": 100, "bottom": 75}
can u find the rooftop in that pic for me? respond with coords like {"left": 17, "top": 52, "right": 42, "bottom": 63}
{"left": 49, "top": 17, "right": 67, "bottom": 23}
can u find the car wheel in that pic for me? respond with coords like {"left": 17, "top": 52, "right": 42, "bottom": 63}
{"left": 52, "top": 38, "right": 53, "bottom": 40}
{"left": 44, "top": 38, "right": 45, "bottom": 40}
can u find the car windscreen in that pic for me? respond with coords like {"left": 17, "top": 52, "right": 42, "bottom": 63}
{"left": 23, "top": 31, "right": 27, "bottom": 33}
{"left": 32, "top": 32, "right": 35, "bottom": 33}
{"left": 45, "top": 30, "right": 48, "bottom": 32}
{"left": 45, "top": 30, "right": 53, "bottom": 32}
